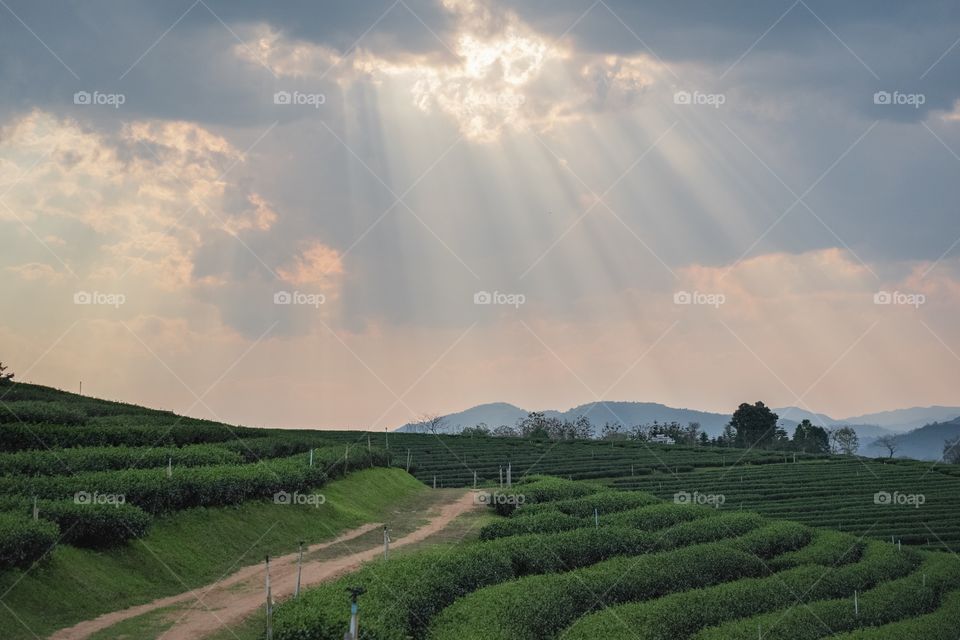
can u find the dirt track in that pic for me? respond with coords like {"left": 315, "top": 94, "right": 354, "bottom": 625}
{"left": 50, "top": 491, "right": 478, "bottom": 640}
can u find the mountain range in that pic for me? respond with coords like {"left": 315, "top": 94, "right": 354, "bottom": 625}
{"left": 397, "top": 401, "right": 960, "bottom": 460}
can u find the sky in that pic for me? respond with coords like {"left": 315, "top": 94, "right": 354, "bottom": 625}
{"left": 1, "top": 0, "right": 960, "bottom": 429}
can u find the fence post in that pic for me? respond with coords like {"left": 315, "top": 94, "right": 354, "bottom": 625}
{"left": 499, "top": 466, "right": 503, "bottom": 488}
{"left": 265, "top": 556, "right": 273, "bottom": 640}
{"left": 473, "top": 470, "right": 477, "bottom": 488}
{"left": 854, "top": 590, "right": 858, "bottom": 616}
{"left": 433, "top": 475, "right": 436, "bottom": 489}
{"left": 383, "top": 526, "right": 390, "bottom": 560}
{"left": 406, "top": 449, "right": 411, "bottom": 472}
{"left": 295, "top": 541, "right": 304, "bottom": 598}
{"left": 309, "top": 448, "right": 314, "bottom": 467}
{"left": 167, "top": 457, "right": 172, "bottom": 478}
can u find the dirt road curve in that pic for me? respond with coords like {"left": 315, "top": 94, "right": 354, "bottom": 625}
{"left": 50, "top": 491, "right": 478, "bottom": 640}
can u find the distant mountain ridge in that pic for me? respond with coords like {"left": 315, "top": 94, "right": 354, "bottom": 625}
{"left": 398, "top": 401, "right": 960, "bottom": 441}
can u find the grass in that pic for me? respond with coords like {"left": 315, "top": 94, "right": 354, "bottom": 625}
{"left": 0, "top": 467, "right": 429, "bottom": 640}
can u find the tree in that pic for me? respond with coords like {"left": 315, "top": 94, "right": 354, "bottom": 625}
{"left": 517, "top": 412, "right": 551, "bottom": 439}
{"left": 729, "top": 402, "right": 779, "bottom": 449}
{"left": 698, "top": 431, "right": 709, "bottom": 446}
{"left": 875, "top": 434, "right": 899, "bottom": 459}
{"left": 571, "top": 415, "right": 594, "bottom": 440}
{"left": 943, "top": 437, "right": 960, "bottom": 464}
{"left": 829, "top": 427, "right": 860, "bottom": 456}
{"left": 792, "top": 419, "right": 830, "bottom": 454}
{"left": 600, "top": 422, "right": 627, "bottom": 441}
{"left": 0, "top": 361, "right": 13, "bottom": 385}
{"left": 460, "top": 423, "right": 490, "bottom": 437}
{"left": 413, "top": 413, "right": 446, "bottom": 435}
{"left": 491, "top": 425, "right": 518, "bottom": 438}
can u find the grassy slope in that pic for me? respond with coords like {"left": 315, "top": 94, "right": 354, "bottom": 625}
{"left": 0, "top": 467, "right": 427, "bottom": 639}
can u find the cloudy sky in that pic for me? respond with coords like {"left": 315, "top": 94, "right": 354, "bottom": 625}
{"left": 2, "top": 0, "right": 960, "bottom": 429}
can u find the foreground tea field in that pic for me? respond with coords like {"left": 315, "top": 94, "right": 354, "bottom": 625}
{"left": 274, "top": 476, "right": 960, "bottom": 639}
{"left": 610, "top": 458, "right": 960, "bottom": 551}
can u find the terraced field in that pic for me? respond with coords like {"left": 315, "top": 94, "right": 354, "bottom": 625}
{"left": 272, "top": 476, "right": 960, "bottom": 639}
{"left": 609, "top": 457, "right": 960, "bottom": 551}
{"left": 319, "top": 429, "right": 828, "bottom": 486}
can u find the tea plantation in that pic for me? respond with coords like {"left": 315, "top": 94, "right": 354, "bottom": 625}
{"left": 274, "top": 476, "right": 960, "bottom": 639}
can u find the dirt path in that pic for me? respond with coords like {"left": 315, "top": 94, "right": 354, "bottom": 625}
{"left": 51, "top": 491, "right": 478, "bottom": 640}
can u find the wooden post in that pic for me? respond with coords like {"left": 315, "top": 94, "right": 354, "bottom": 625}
{"left": 295, "top": 541, "right": 304, "bottom": 598}
{"left": 433, "top": 475, "right": 437, "bottom": 489}
{"left": 406, "top": 449, "right": 411, "bottom": 472}
{"left": 265, "top": 556, "right": 273, "bottom": 639}
{"left": 473, "top": 470, "right": 477, "bottom": 488}
{"left": 499, "top": 466, "right": 503, "bottom": 488}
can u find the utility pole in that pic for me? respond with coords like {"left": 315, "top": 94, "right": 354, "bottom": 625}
{"left": 79, "top": 380, "right": 82, "bottom": 395}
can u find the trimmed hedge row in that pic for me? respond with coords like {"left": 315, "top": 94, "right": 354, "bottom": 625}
{"left": 490, "top": 476, "right": 598, "bottom": 516}
{"left": 0, "top": 401, "right": 87, "bottom": 425}
{"left": 271, "top": 510, "right": 768, "bottom": 640}
{"left": 694, "top": 552, "right": 960, "bottom": 639}
{"left": 830, "top": 589, "right": 960, "bottom": 639}
{"left": 0, "top": 444, "right": 244, "bottom": 476}
{"left": 0, "top": 423, "right": 249, "bottom": 451}
{"left": 11, "top": 500, "right": 152, "bottom": 548}
{"left": 563, "top": 540, "right": 920, "bottom": 639}
{"left": 429, "top": 521, "right": 811, "bottom": 640}
{"left": 0, "top": 513, "right": 57, "bottom": 569}
{"left": 0, "top": 447, "right": 383, "bottom": 514}
{"left": 514, "top": 490, "right": 660, "bottom": 518}
{"left": 478, "top": 501, "right": 723, "bottom": 541}
{"left": 428, "top": 540, "right": 772, "bottom": 640}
